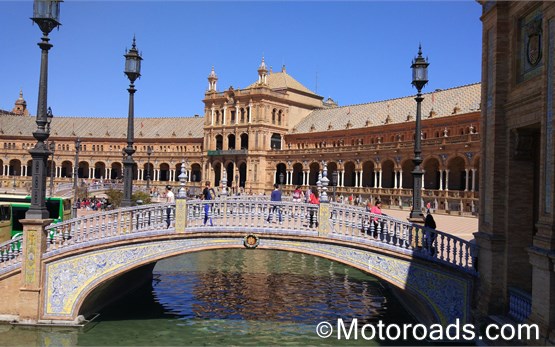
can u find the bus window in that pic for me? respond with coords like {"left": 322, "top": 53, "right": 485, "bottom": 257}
{"left": 0, "top": 204, "right": 10, "bottom": 221}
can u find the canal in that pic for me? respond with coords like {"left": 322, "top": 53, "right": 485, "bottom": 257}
{"left": 0, "top": 249, "right": 424, "bottom": 346}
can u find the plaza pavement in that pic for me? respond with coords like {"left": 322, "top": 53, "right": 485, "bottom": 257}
{"left": 382, "top": 208, "right": 478, "bottom": 241}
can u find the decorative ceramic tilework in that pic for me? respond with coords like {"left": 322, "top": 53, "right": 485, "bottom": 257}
{"left": 44, "top": 238, "right": 241, "bottom": 318}
{"left": 24, "top": 229, "right": 37, "bottom": 286}
{"left": 44, "top": 236, "right": 471, "bottom": 327}
{"left": 261, "top": 239, "right": 470, "bottom": 325}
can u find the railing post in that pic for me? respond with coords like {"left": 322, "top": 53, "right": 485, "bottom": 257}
{"left": 19, "top": 218, "right": 52, "bottom": 323}
{"left": 175, "top": 199, "right": 187, "bottom": 233}
{"left": 318, "top": 202, "right": 330, "bottom": 236}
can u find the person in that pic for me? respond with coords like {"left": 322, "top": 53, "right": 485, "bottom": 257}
{"left": 370, "top": 200, "right": 383, "bottom": 236}
{"left": 165, "top": 185, "right": 175, "bottom": 228}
{"left": 267, "top": 183, "right": 283, "bottom": 223}
{"left": 292, "top": 185, "right": 304, "bottom": 202}
{"left": 305, "top": 187, "right": 312, "bottom": 203}
{"left": 308, "top": 189, "right": 320, "bottom": 228}
{"left": 202, "top": 181, "right": 215, "bottom": 226}
{"left": 424, "top": 211, "right": 437, "bottom": 256}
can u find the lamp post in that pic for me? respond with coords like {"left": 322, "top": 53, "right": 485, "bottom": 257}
{"left": 332, "top": 171, "right": 338, "bottom": 202}
{"left": 72, "top": 137, "right": 80, "bottom": 218}
{"left": 27, "top": 0, "right": 62, "bottom": 220}
{"left": 279, "top": 172, "right": 284, "bottom": 191}
{"left": 121, "top": 36, "right": 142, "bottom": 207}
{"left": 49, "top": 140, "right": 55, "bottom": 197}
{"left": 408, "top": 45, "right": 429, "bottom": 222}
{"left": 146, "top": 145, "right": 152, "bottom": 190}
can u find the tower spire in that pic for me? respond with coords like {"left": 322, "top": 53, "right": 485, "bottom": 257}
{"left": 257, "top": 57, "right": 268, "bottom": 85}
{"left": 207, "top": 66, "right": 218, "bottom": 92}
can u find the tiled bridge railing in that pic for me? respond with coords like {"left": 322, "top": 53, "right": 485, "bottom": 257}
{"left": 0, "top": 199, "right": 477, "bottom": 276}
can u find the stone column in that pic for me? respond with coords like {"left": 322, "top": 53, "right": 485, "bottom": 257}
{"left": 439, "top": 170, "right": 444, "bottom": 191}
{"left": 465, "top": 169, "right": 469, "bottom": 191}
{"left": 399, "top": 170, "right": 403, "bottom": 189}
{"left": 394, "top": 170, "right": 398, "bottom": 189}
{"left": 340, "top": 170, "right": 345, "bottom": 187}
{"left": 19, "top": 218, "right": 52, "bottom": 323}
{"left": 222, "top": 106, "right": 227, "bottom": 125}
{"left": 471, "top": 169, "right": 476, "bottom": 192}
{"left": 445, "top": 169, "right": 450, "bottom": 191}
{"left": 378, "top": 169, "right": 383, "bottom": 189}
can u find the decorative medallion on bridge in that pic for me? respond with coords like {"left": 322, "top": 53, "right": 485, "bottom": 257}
{"left": 243, "top": 234, "right": 259, "bottom": 249}
{"left": 526, "top": 17, "right": 542, "bottom": 67}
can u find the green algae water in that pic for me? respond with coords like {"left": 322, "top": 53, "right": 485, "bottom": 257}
{"left": 0, "top": 249, "right": 423, "bottom": 346}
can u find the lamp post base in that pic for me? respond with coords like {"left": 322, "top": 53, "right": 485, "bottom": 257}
{"left": 408, "top": 210, "right": 425, "bottom": 224}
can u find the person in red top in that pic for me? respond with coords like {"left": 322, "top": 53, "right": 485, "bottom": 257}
{"left": 308, "top": 189, "right": 320, "bottom": 228}
{"left": 370, "top": 200, "right": 383, "bottom": 235}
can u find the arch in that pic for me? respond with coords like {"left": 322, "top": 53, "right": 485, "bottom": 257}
{"left": 275, "top": 163, "right": 286, "bottom": 185}
{"left": 292, "top": 163, "right": 303, "bottom": 186}
{"left": 272, "top": 108, "right": 277, "bottom": 124}
{"left": 78, "top": 161, "right": 90, "bottom": 179}
{"left": 159, "top": 163, "right": 170, "bottom": 182}
{"left": 238, "top": 162, "right": 247, "bottom": 189}
{"left": 26, "top": 160, "right": 32, "bottom": 177}
{"left": 111, "top": 162, "right": 122, "bottom": 180}
{"left": 225, "top": 162, "right": 233, "bottom": 188}
{"left": 190, "top": 163, "right": 202, "bottom": 183}
{"left": 361, "top": 160, "right": 375, "bottom": 188}
{"left": 309, "top": 162, "right": 320, "bottom": 186}
{"left": 215, "top": 135, "right": 223, "bottom": 151}
{"left": 213, "top": 162, "right": 222, "bottom": 187}
{"left": 42, "top": 237, "right": 470, "bottom": 327}
{"left": 8, "top": 159, "right": 21, "bottom": 176}
{"left": 227, "top": 134, "right": 236, "bottom": 150}
{"left": 46, "top": 159, "right": 56, "bottom": 178}
{"left": 447, "top": 156, "right": 466, "bottom": 191}
{"left": 61, "top": 161, "right": 73, "bottom": 178}
{"left": 401, "top": 159, "right": 415, "bottom": 189}
{"left": 381, "top": 160, "right": 395, "bottom": 188}
{"left": 240, "top": 133, "right": 249, "bottom": 150}
{"left": 343, "top": 161, "right": 355, "bottom": 187}
{"left": 327, "top": 162, "right": 338, "bottom": 187}
{"left": 143, "top": 162, "right": 154, "bottom": 181}
{"left": 94, "top": 162, "right": 106, "bottom": 179}
{"left": 423, "top": 158, "right": 441, "bottom": 190}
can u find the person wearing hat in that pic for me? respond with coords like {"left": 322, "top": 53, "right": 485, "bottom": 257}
{"left": 165, "top": 185, "right": 175, "bottom": 228}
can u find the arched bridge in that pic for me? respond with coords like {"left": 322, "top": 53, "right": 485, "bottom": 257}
{"left": 0, "top": 197, "right": 476, "bottom": 326}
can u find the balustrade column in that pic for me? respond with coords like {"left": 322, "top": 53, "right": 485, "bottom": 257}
{"left": 464, "top": 169, "right": 469, "bottom": 191}
{"left": 445, "top": 170, "right": 450, "bottom": 191}
{"left": 471, "top": 169, "right": 476, "bottom": 192}
{"left": 439, "top": 169, "right": 444, "bottom": 191}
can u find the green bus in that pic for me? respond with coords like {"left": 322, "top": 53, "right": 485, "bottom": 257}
{"left": 0, "top": 195, "right": 72, "bottom": 239}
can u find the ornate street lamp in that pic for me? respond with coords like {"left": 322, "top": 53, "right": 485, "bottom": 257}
{"left": 121, "top": 36, "right": 142, "bottom": 207}
{"left": 49, "top": 140, "right": 55, "bottom": 197}
{"left": 27, "top": 0, "right": 62, "bottom": 220}
{"left": 332, "top": 171, "right": 338, "bottom": 202}
{"left": 408, "top": 45, "right": 429, "bottom": 222}
{"left": 72, "top": 137, "right": 80, "bottom": 218}
{"left": 146, "top": 145, "right": 152, "bottom": 190}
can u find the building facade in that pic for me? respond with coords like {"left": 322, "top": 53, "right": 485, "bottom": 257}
{"left": 476, "top": 1, "right": 555, "bottom": 344}
{"left": 0, "top": 59, "right": 480, "bottom": 215}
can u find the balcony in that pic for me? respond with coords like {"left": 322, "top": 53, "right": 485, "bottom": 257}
{"left": 207, "top": 149, "right": 248, "bottom": 156}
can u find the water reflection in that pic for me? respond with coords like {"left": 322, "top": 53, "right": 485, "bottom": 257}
{"left": 2, "top": 249, "right": 422, "bottom": 346}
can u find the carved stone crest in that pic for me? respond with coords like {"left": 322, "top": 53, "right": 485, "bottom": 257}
{"left": 526, "top": 17, "right": 542, "bottom": 66}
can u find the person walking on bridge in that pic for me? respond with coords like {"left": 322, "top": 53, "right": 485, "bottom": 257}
{"left": 202, "top": 181, "right": 215, "bottom": 226}
{"left": 165, "top": 185, "right": 175, "bottom": 228}
{"left": 267, "top": 183, "right": 283, "bottom": 224}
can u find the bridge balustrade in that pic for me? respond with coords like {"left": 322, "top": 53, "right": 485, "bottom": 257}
{"left": 0, "top": 198, "right": 476, "bottom": 276}
{"left": 0, "top": 236, "right": 22, "bottom": 273}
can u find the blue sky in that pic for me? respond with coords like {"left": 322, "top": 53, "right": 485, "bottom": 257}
{"left": 1, "top": 1, "right": 482, "bottom": 118}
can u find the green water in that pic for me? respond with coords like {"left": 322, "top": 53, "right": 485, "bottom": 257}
{"left": 0, "top": 249, "right": 424, "bottom": 346}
